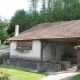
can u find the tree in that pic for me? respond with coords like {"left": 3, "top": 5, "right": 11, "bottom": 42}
{"left": 0, "top": 19, "right": 8, "bottom": 43}
{"left": 0, "top": 30, "right": 7, "bottom": 43}
{"left": 7, "top": 9, "right": 40, "bottom": 37}
{"left": 29, "top": 0, "right": 39, "bottom": 11}
{"left": 8, "top": 0, "right": 80, "bottom": 37}
{"left": 7, "top": 9, "right": 30, "bottom": 36}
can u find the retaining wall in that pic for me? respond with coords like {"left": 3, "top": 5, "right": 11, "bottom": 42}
{"left": 0, "top": 58, "right": 71, "bottom": 72}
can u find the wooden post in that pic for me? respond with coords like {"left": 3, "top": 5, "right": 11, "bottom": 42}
{"left": 41, "top": 41, "right": 50, "bottom": 61}
{"left": 77, "top": 50, "right": 80, "bottom": 71}
{"left": 76, "top": 39, "right": 80, "bottom": 71}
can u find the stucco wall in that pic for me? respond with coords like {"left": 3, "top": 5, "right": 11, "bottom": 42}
{"left": 42, "top": 43, "right": 65, "bottom": 61}
{"left": 10, "top": 40, "right": 41, "bottom": 61}
{"left": 43, "top": 43, "right": 51, "bottom": 61}
{"left": 51, "top": 43, "right": 56, "bottom": 60}
{"left": 56, "top": 45, "right": 65, "bottom": 61}
{"left": 51, "top": 43, "right": 77, "bottom": 61}
{"left": 10, "top": 40, "right": 76, "bottom": 61}
{"left": 42, "top": 43, "right": 66, "bottom": 61}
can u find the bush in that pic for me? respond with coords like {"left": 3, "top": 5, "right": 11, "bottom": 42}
{"left": 4, "top": 53, "right": 10, "bottom": 58}
{"left": 0, "top": 71, "right": 11, "bottom": 80}
{"left": 0, "top": 61, "right": 2, "bottom": 65}
{"left": 4, "top": 42, "right": 10, "bottom": 45}
{"left": 0, "top": 30, "right": 7, "bottom": 43}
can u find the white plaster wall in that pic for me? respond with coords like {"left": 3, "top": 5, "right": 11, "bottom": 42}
{"left": 10, "top": 40, "right": 41, "bottom": 60}
{"left": 56, "top": 45, "right": 65, "bottom": 61}
{"left": 42, "top": 43, "right": 65, "bottom": 61}
{"left": 46, "top": 43, "right": 65, "bottom": 61}
{"left": 51, "top": 43, "right": 56, "bottom": 60}
{"left": 43, "top": 43, "right": 51, "bottom": 61}
{"left": 52, "top": 43, "right": 77, "bottom": 61}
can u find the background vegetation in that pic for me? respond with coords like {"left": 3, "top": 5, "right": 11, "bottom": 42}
{"left": 1, "top": 0, "right": 80, "bottom": 42}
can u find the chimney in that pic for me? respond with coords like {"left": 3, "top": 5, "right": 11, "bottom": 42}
{"left": 15, "top": 25, "right": 19, "bottom": 36}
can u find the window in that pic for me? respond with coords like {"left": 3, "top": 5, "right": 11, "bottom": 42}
{"left": 16, "top": 41, "right": 32, "bottom": 52}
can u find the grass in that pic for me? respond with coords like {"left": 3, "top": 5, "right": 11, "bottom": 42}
{"left": 0, "top": 66, "right": 47, "bottom": 80}
{"left": 71, "top": 74, "right": 80, "bottom": 80}
{"left": 3, "top": 53, "right": 10, "bottom": 58}
{"left": 0, "top": 45, "right": 10, "bottom": 50}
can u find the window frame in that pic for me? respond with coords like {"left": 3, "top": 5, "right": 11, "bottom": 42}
{"left": 17, "top": 41, "right": 32, "bottom": 50}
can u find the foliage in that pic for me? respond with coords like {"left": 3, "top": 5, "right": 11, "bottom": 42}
{"left": 7, "top": 0, "right": 80, "bottom": 37}
{"left": 0, "top": 66, "right": 47, "bottom": 80}
{"left": 0, "top": 18, "right": 9, "bottom": 43}
{"left": 0, "top": 22, "right": 4, "bottom": 30}
{"left": 4, "top": 53, "right": 10, "bottom": 58}
{"left": 0, "top": 61, "right": 2, "bottom": 65}
{"left": 71, "top": 74, "right": 80, "bottom": 80}
{"left": 7, "top": 9, "right": 30, "bottom": 36}
{"left": 0, "top": 71, "right": 11, "bottom": 80}
{"left": 0, "top": 30, "right": 7, "bottom": 43}
{"left": 74, "top": 45, "right": 80, "bottom": 49}
{"left": 4, "top": 42, "right": 10, "bottom": 45}
{"left": 15, "top": 46, "right": 24, "bottom": 52}
{"left": 15, "top": 46, "right": 30, "bottom": 53}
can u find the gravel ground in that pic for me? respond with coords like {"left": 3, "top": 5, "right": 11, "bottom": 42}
{"left": 0, "top": 48, "right": 10, "bottom": 56}
{"left": 41, "top": 65, "right": 80, "bottom": 80}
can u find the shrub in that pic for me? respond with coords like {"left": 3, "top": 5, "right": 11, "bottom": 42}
{"left": 0, "top": 71, "right": 11, "bottom": 80}
{"left": 4, "top": 53, "right": 10, "bottom": 58}
{"left": 0, "top": 61, "right": 2, "bottom": 65}
{"left": 4, "top": 42, "right": 10, "bottom": 45}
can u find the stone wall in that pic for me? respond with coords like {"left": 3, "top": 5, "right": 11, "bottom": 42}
{"left": 0, "top": 57, "right": 4, "bottom": 64}
{"left": 9, "top": 58, "right": 61, "bottom": 71}
{"left": 0, "top": 58, "right": 71, "bottom": 72}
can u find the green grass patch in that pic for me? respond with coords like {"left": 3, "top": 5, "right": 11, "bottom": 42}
{"left": 0, "top": 45, "right": 10, "bottom": 50}
{"left": 0, "top": 66, "right": 47, "bottom": 80}
{"left": 3, "top": 53, "right": 10, "bottom": 58}
{"left": 71, "top": 74, "right": 80, "bottom": 80}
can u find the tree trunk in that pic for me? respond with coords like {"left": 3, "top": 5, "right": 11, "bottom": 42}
{"left": 77, "top": 50, "right": 80, "bottom": 71}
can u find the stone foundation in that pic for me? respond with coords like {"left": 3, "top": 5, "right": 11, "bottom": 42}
{"left": 0, "top": 58, "right": 71, "bottom": 72}
{"left": 9, "top": 58, "right": 61, "bottom": 71}
{"left": 0, "top": 57, "right": 4, "bottom": 64}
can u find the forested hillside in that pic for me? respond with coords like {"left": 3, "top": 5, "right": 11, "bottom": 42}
{"left": 7, "top": 0, "right": 80, "bottom": 36}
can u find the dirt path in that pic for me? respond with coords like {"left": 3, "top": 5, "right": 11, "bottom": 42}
{"left": 0, "top": 48, "right": 10, "bottom": 56}
{"left": 41, "top": 66, "right": 80, "bottom": 80}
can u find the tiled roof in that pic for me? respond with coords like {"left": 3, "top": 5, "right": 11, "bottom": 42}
{"left": 8, "top": 20, "right": 80, "bottom": 41}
